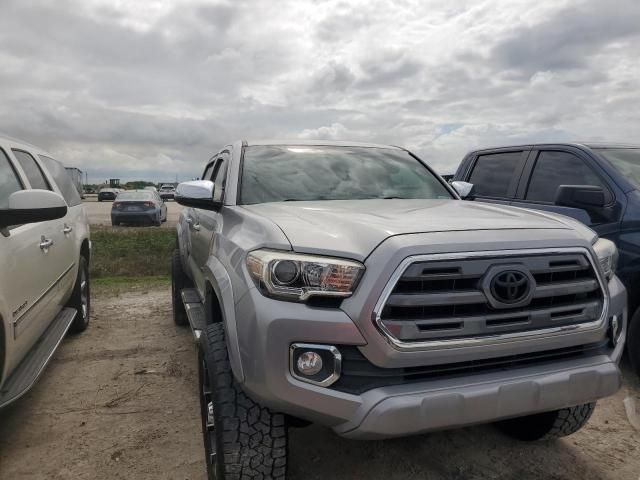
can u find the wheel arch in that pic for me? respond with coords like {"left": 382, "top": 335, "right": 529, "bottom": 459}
{"left": 202, "top": 258, "right": 245, "bottom": 384}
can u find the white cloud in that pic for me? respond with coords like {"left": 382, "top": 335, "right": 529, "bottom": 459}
{"left": 0, "top": 0, "right": 638, "bottom": 181}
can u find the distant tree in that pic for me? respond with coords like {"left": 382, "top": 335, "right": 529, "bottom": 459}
{"left": 124, "top": 180, "right": 156, "bottom": 190}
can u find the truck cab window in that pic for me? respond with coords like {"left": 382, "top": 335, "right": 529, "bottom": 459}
{"left": 468, "top": 152, "right": 523, "bottom": 198}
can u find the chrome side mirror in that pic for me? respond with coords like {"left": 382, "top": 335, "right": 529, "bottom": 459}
{"left": 175, "top": 180, "right": 218, "bottom": 210}
{"left": 451, "top": 181, "right": 475, "bottom": 200}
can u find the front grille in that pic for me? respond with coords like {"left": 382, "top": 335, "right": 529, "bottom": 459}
{"left": 378, "top": 252, "right": 604, "bottom": 343}
{"left": 331, "top": 342, "right": 610, "bottom": 395}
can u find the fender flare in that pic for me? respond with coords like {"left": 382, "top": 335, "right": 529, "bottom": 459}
{"left": 202, "top": 255, "right": 245, "bottom": 383}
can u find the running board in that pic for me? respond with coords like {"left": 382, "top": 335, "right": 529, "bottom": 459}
{"left": 0, "top": 307, "right": 76, "bottom": 409}
{"left": 181, "top": 288, "right": 207, "bottom": 342}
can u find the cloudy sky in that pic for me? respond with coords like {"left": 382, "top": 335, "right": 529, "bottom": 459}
{"left": 0, "top": 0, "right": 638, "bottom": 183}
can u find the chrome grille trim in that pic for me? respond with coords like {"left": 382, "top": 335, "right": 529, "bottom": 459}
{"left": 372, "top": 247, "right": 609, "bottom": 351}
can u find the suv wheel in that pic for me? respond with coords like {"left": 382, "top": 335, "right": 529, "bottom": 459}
{"left": 171, "top": 249, "right": 189, "bottom": 326}
{"left": 67, "top": 255, "right": 90, "bottom": 333}
{"left": 628, "top": 309, "right": 640, "bottom": 376}
{"left": 199, "top": 323, "right": 287, "bottom": 479}
{"left": 496, "top": 402, "right": 595, "bottom": 441}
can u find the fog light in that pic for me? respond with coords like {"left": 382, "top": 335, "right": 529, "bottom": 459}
{"left": 297, "top": 351, "right": 323, "bottom": 375}
{"left": 290, "top": 343, "right": 342, "bottom": 387}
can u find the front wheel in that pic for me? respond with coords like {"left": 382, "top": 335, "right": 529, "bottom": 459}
{"left": 67, "top": 255, "right": 90, "bottom": 333}
{"left": 199, "top": 323, "right": 287, "bottom": 479}
{"left": 496, "top": 402, "right": 595, "bottom": 441}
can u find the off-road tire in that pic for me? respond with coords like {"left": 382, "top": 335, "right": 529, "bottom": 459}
{"left": 200, "top": 322, "right": 287, "bottom": 479}
{"left": 497, "top": 402, "right": 596, "bottom": 441}
{"left": 171, "top": 249, "right": 189, "bottom": 326}
{"left": 628, "top": 309, "right": 640, "bottom": 376}
{"left": 67, "top": 255, "right": 90, "bottom": 333}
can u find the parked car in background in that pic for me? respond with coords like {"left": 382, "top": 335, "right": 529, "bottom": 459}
{"left": 172, "top": 140, "right": 626, "bottom": 479}
{"left": 452, "top": 142, "right": 640, "bottom": 375}
{"left": 159, "top": 184, "right": 176, "bottom": 200}
{"left": 0, "top": 135, "right": 91, "bottom": 409}
{"left": 98, "top": 188, "right": 117, "bottom": 202}
{"left": 111, "top": 190, "right": 167, "bottom": 226}
{"left": 65, "top": 167, "right": 84, "bottom": 199}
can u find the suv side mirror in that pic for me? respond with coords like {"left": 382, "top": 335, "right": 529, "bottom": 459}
{"left": 175, "top": 180, "right": 219, "bottom": 210}
{"left": 0, "top": 189, "right": 68, "bottom": 230}
{"left": 451, "top": 181, "right": 475, "bottom": 200}
{"left": 554, "top": 185, "right": 606, "bottom": 210}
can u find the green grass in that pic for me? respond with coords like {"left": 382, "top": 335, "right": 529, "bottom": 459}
{"left": 90, "top": 226, "right": 175, "bottom": 278}
{"left": 93, "top": 275, "right": 171, "bottom": 296}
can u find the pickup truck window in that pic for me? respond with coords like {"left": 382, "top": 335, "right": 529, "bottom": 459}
{"left": 12, "top": 150, "right": 51, "bottom": 191}
{"left": 597, "top": 148, "right": 640, "bottom": 189}
{"left": 526, "top": 151, "right": 609, "bottom": 203}
{"left": 0, "top": 149, "right": 22, "bottom": 209}
{"left": 39, "top": 155, "right": 82, "bottom": 207}
{"left": 239, "top": 146, "right": 452, "bottom": 204}
{"left": 467, "top": 152, "right": 523, "bottom": 198}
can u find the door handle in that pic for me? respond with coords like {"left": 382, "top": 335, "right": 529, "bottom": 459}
{"left": 186, "top": 217, "right": 201, "bottom": 231}
{"left": 63, "top": 224, "right": 73, "bottom": 234}
{"left": 39, "top": 236, "right": 54, "bottom": 251}
{"left": 193, "top": 223, "right": 201, "bottom": 231}
{"left": 185, "top": 217, "right": 193, "bottom": 225}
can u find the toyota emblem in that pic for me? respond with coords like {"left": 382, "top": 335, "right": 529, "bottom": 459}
{"left": 490, "top": 270, "right": 531, "bottom": 304}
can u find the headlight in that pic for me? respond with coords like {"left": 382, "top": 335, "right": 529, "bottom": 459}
{"left": 593, "top": 238, "right": 618, "bottom": 280}
{"left": 246, "top": 249, "right": 365, "bottom": 301}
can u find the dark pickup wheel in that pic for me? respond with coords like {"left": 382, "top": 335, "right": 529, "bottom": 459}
{"left": 66, "top": 255, "right": 90, "bottom": 333}
{"left": 496, "top": 402, "right": 596, "bottom": 441}
{"left": 171, "top": 249, "right": 189, "bottom": 326}
{"left": 199, "top": 323, "right": 287, "bottom": 479}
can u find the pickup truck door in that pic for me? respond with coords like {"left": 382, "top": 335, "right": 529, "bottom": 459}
{"left": 1, "top": 149, "right": 64, "bottom": 373}
{"left": 461, "top": 149, "right": 530, "bottom": 206}
{"left": 188, "top": 152, "right": 230, "bottom": 296}
{"left": 510, "top": 148, "right": 623, "bottom": 236}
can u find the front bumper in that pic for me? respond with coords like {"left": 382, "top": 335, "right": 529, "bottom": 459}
{"left": 233, "top": 271, "right": 625, "bottom": 439}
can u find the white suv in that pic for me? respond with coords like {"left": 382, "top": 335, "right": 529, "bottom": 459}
{"left": 0, "top": 135, "right": 91, "bottom": 408}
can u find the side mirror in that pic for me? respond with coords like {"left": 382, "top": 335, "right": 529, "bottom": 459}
{"left": 554, "top": 185, "right": 606, "bottom": 210}
{"left": 451, "top": 181, "right": 475, "bottom": 199}
{"left": 0, "top": 189, "right": 68, "bottom": 230}
{"left": 175, "top": 180, "right": 218, "bottom": 210}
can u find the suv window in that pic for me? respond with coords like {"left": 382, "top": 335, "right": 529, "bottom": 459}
{"left": 526, "top": 151, "right": 610, "bottom": 203}
{"left": 467, "top": 152, "right": 523, "bottom": 198}
{"left": 12, "top": 150, "right": 51, "bottom": 190}
{"left": 39, "top": 155, "right": 82, "bottom": 207}
{"left": 202, "top": 162, "right": 215, "bottom": 181}
{"left": 0, "top": 149, "right": 23, "bottom": 209}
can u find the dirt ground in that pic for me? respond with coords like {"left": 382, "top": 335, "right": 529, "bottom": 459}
{"left": 82, "top": 197, "right": 184, "bottom": 228}
{"left": 1, "top": 284, "right": 639, "bottom": 480}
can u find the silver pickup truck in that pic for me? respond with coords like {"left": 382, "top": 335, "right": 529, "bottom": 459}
{"left": 173, "top": 140, "right": 626, "bottom": 480}
{"left": 0, "top": 135, "right": 91, "bottom": 409}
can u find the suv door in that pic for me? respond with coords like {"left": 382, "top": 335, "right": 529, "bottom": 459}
{"left": 38, "top": 155, "right": 84, "bottom": 301}
{"left": 463, "top": 149, "right": 530, "bottom": 205}
{"left": 511, "top": 149, "right": 621, "bottom": 234}
{"left": 189, "top": 151, "right": 230, "bottom": 295}
{"left": 0, "top": 149, "right": 61, "bottom": 372}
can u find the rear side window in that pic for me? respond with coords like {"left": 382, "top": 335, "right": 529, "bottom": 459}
{"left": 526, "top": 151, "right": 610, "bottom": 203}
{"left": 13, "top": 150, "right": 51, "bottom": 190}
{"left": 212, "top": 152, "right": 229, "bottom": 203}
{"left": 468, "top": 152, "right": 523, "bottom": 198}
{"left": 202, "top": 163, "right": 214, "bottom": 181}
{"left": 39, "top": 155, "right": 82, "bottom": 207}
{"left": 0, "top": 149, "right": 23, "bottom": 209}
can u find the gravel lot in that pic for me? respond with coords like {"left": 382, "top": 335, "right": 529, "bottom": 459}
{"left": 83, "top": 196, "right": 184, "bottom": 227}
{"left": 0, "top": 284, "right": 639, "bottom": 480}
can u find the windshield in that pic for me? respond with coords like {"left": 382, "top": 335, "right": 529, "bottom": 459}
{"left": 239, "top": 145, "right": 453, "bottom": 204}
{"left": 117, "top": 191, "right": 153, "bottom": 200}
{"left": 597, "top": 148, "right": 640, "bottom": 188}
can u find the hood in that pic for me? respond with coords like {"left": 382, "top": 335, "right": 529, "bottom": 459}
{"left": 242, "top": 199, "right": 581, "bottom": 261}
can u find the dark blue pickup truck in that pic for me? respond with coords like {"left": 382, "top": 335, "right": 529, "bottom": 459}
{"left": 451, "top": 143, "right": 640, "bottom": 375}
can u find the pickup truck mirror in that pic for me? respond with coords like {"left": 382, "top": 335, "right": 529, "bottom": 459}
{"left": 451, "top": 181, "right": 475, "bottom": 200}
{"left": 0, "top": 189, "right": 68, "bottom": 230}
{"left": 175, "top": 180, "right": 219, "bottom": 210}
{"left": 554, "top": 185, "right": 606, "bottom": 210}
